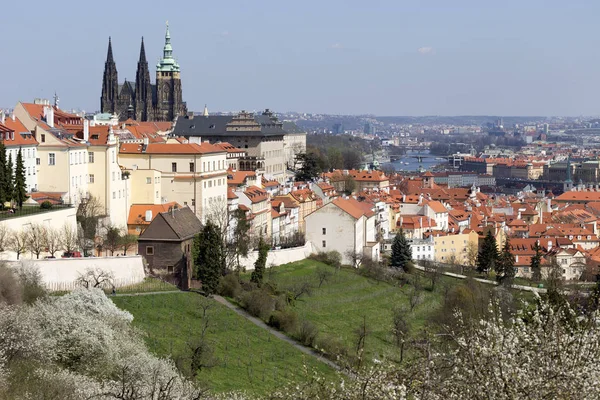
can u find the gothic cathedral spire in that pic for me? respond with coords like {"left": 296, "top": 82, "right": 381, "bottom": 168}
{"left": 101, "top": 37, "right": 119, "bottom": 114}
{"left": 135, "top": 37, "right": 152, "bottom": 121}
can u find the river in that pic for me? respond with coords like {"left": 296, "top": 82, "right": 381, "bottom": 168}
{"left": 383, "top": 150, "right": 444, "bottom": 172}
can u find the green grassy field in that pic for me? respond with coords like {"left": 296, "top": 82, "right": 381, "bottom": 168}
{"left": 257, "top": 260, "right": 445, "bottom": 364}
{"left": 112, "top": 292, "right": 336, "bottom": 396}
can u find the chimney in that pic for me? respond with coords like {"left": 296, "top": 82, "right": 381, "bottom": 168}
{"left": 0, "top": 110, "right": 4, "bottom": 124}
{"left": 10, "top": 112, "right": 14, "bottom": 122}
{"left": 547, "top": 240, "right": 552, "bottom": 250}
{"left": 83, "top": 119, "right": 89, "bottom": 142}
{"left": 145, "top": 210, "right": 152, "bottom": 222}
{"left": 143, "top": 137, "right": 149, "bottom": 146}
{"left": 172, "top": 206, "right": 175, "bottom": 218}
{"left": 402, "top": 194, "right": 406, "bottom": 203}
{"left": 44, "top": 106, "right": 54, "bottom": 128}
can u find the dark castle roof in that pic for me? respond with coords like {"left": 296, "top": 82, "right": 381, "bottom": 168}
{"left": 172, "top": 113, "right": 304, "bottom": 138}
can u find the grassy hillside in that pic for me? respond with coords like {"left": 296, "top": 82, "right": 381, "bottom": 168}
{"left": 255, "top": 260, "right": 444, "bottom": 364}
{"left": 112, "top": 292, "right": 336, "bottom": 396}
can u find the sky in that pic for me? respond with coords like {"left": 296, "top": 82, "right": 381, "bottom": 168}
{"left": 1, "top": 0, "right": 599, "bottom": 116}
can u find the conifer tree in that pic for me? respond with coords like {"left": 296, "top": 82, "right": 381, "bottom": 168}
{"left": 495, "top": 238, "right": 515, "bottom": 284}
{"left": 531, "top": 240, "right": 543, "bottom": 282}
{"left": 250, "top": 236, "right": 269, "bottom": 286}
{"left": 4, "top": 153, "right": 13, "bottom": 207}
{"left": 13, "top": 148, "right": 27, "bottom": 209}
{"left": 476, "top": 230, "right": 498, "bottom": 274}
{"left": 193, "top": 221, "right": 223, "bottom": 295}
{"left": 391, "top": 230, "right": 412, "bottom": 271}
{"left": 0, "top": 142, "right": 7, "bottom": 208}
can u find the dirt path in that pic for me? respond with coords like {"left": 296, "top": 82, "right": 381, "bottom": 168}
{"left": 213, "top": 295, "right": 345, "bottom": 373}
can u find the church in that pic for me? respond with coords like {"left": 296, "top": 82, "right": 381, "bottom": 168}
{"left": 100, "top": 23, "right": 186, "bottom": 122}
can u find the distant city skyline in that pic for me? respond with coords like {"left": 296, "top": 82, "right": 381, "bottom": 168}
{"left": 2, "top": 0, "right": 599, "bottom": 116}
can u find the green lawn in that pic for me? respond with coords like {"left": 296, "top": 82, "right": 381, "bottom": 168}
{"left": 109, "top": 277, "right": 178, "bottom": 294}
{"left": 112, "top": 292, "right": 336, "bottom": 396}
{"left": 256, "top": 260, "right": 445, "bottom": 364}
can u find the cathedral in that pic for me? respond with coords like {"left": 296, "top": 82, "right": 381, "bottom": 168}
{"left": 100, "top": 23, "right": 186, "bottom": 122}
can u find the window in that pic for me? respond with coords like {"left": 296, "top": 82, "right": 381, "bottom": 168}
{"left": 322, "top": 240, "right": 326, "bottom": 248}
{"left": 146, "top": 246, "right": 154, "bottom": 255}
{"left": 190, "top": 162, "right": 195, "bottom": 172}
{"left": 146, "top": 177, "right": 152, "bottom": 184}
{"left": 112, "top": 192, "right": 116, "bottom": 199}
{"left": 89, "top": 174, "right": 95, "bottom": 184}
{"left": 48, "top": 153, "right": 55, "bottom": 165}
{"left": 112, "top": 172, "right": 115, "bottom": 181}
{"left": 89, "top": 152, "right": 94, "bottom": 163}
{"left": 36, "top": 158, "right": 40, "bottom": 165}
{"left": 156, "top": 191, "right": 159, "bottom": 199}
{"left": 191, "top": 198, "right": 195, "bottom": 206}
{"left": 172, "top": 162, "right": 177, "bottom": 172}
{"left": 27, "top": 167, "right": 30, "bottom": 176}
{"left": 212, "top": 161, "right": 215, "bottom": 170}
{"left": 167, "top": 266, "right": 174, "bottom": 274}
{"left": 322, "top": 228, "right": 326, "bottom": 235}
{"left": 41, "top": 134, "right": 46, "bottom": 143}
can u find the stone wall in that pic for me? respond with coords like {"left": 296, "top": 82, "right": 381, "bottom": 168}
{"left": 5, "top": 256, "right": 145, "bottom": 291}
{"left": 240, "top": 242, "right": 316, "bottom": 270}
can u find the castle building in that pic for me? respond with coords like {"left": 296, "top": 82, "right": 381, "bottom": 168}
{"left": 100, "top": 23, "right": 186, "bottom": 122}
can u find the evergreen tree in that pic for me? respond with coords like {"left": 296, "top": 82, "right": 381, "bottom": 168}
{"left": 476, "top": 230, "right": 498, "bottom": 274}
{"left": 0, "top": 141, "right": 7, "bottom": 208}
{"left": 391, "top": 230, "right": 412, "bottom": 272}
{"left": 13, "top": 148, "right": 27, "bottom": 209}
{"left": 232, "top": 208, "right": 251, "bottom": 272}
{"left": 250, "top": 236, "right": 269, "bottom": 286}
{"left": 193, "top": 221, "right": 223, "bottom": 295}
{"left": 495, "top": 238, "right": 515, "bottom": 284}
{"left": 4, "top": 153, "right": 13, "bottom": 206}
{"left": 294, "top": 152, "right": 321, "bottom": 182}
{"left": 531, "top": 240, "right": 543, "bottom": 282}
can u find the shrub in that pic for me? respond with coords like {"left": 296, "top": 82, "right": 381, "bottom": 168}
{"left": 40, "top": 201, "right": 53, "bottom": 209}
{"left": 16, "top": 266, "right": 46, "bottom": 304}
{"left": 296, "top": 319, "right": 319, "bottom": 347}
{"left": 268, "top": 309, "right": 298, "bottom": 333}
{"left": 0, "top": 264, "right": 22, "bottom": 305}
{"left": 309, "top": 251, "right": 342, "bottom": 269}
{"left": 217, "top": 274, "right": 241, "bottom": 298}
{"left": 316, "top": 334, "right": 348, "bottom": 360}
{"left": 239, "top": 289, "right": 275, "bottom": 320}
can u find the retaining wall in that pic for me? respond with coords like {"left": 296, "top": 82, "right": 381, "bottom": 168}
{"left": 6, "top": 256, "right": 145, "bottom": 291}
{"left": 241, "top": 242, "right": 316, "bottom": 270}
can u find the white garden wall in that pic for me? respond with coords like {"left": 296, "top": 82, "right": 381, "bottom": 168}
{"left": 6, "top": 256, "right": 145, "bottom": 291}
{"left": 241, "top": 242, "right": 316, "bottom": 270}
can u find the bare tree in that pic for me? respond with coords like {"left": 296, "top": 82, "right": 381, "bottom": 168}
{"left": 0, "top": 224, "right": 9, "bottom": 253}
{"left": 178, "top": 296, "right": 217, "bottom": 378}
{"left": 345, "top": 249, "right": 365, "bottom": 268}
{"left": 76, "top": 268, "right": 114, "bottom": 289}
{"left": 44, "top": 226, "right": 61, "bottom": 258}
{"left": 466, "top": 241, "right": 479, "bottom": 269}
{"left": 354, "top": 315, "right": 371, "bottom": 368}
{"left": 391, "top": 306, "right": 410, "bottom": 363}
{"left": 316, "top": 264, "right": 333, "bottom": 288}
{"left": 25, "top": 224, "right": 48, "bottom": 259}
{"left": 409, "top": 275, "right": 423, "bottom": 312}
{"left": 423, "top": 259, "right": 441, "bottom": 291}
{"left": 76, "top": 194, "right": 104, "bottom": 242}
{"left": 60, "top": 223, "right": 78, "bottom": 255}
{"left": 287, "top": 280, "right": 313, "bottom": 302}
{"left": 7, "top": 229, "right": 27, "bottom": 260}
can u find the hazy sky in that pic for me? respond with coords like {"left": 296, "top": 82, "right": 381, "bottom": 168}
{"left": 2, "top": 0, "right": 599, "bottom": 116}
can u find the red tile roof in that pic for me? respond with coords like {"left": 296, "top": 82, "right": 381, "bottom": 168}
{"left": 332, "top": 197, "right": 375, "bottom": 219}
{"left": 119, "top": 142, "right": 224, "bottom": 154}
{"left": 128, "top": 202, "right": 181, "bottom": 225}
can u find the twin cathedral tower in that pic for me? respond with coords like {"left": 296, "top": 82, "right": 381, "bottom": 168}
{"left": 100, "top": 23, "right": 186, "bottom": 122}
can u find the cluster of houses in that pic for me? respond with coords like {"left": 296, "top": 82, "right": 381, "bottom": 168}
{"left": 2, "top": 100, "right": 599, "bottom": 283}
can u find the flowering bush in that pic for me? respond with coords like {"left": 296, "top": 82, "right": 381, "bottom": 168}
{"left": 0, "top": 288, "right": 203, "bottom": 399}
